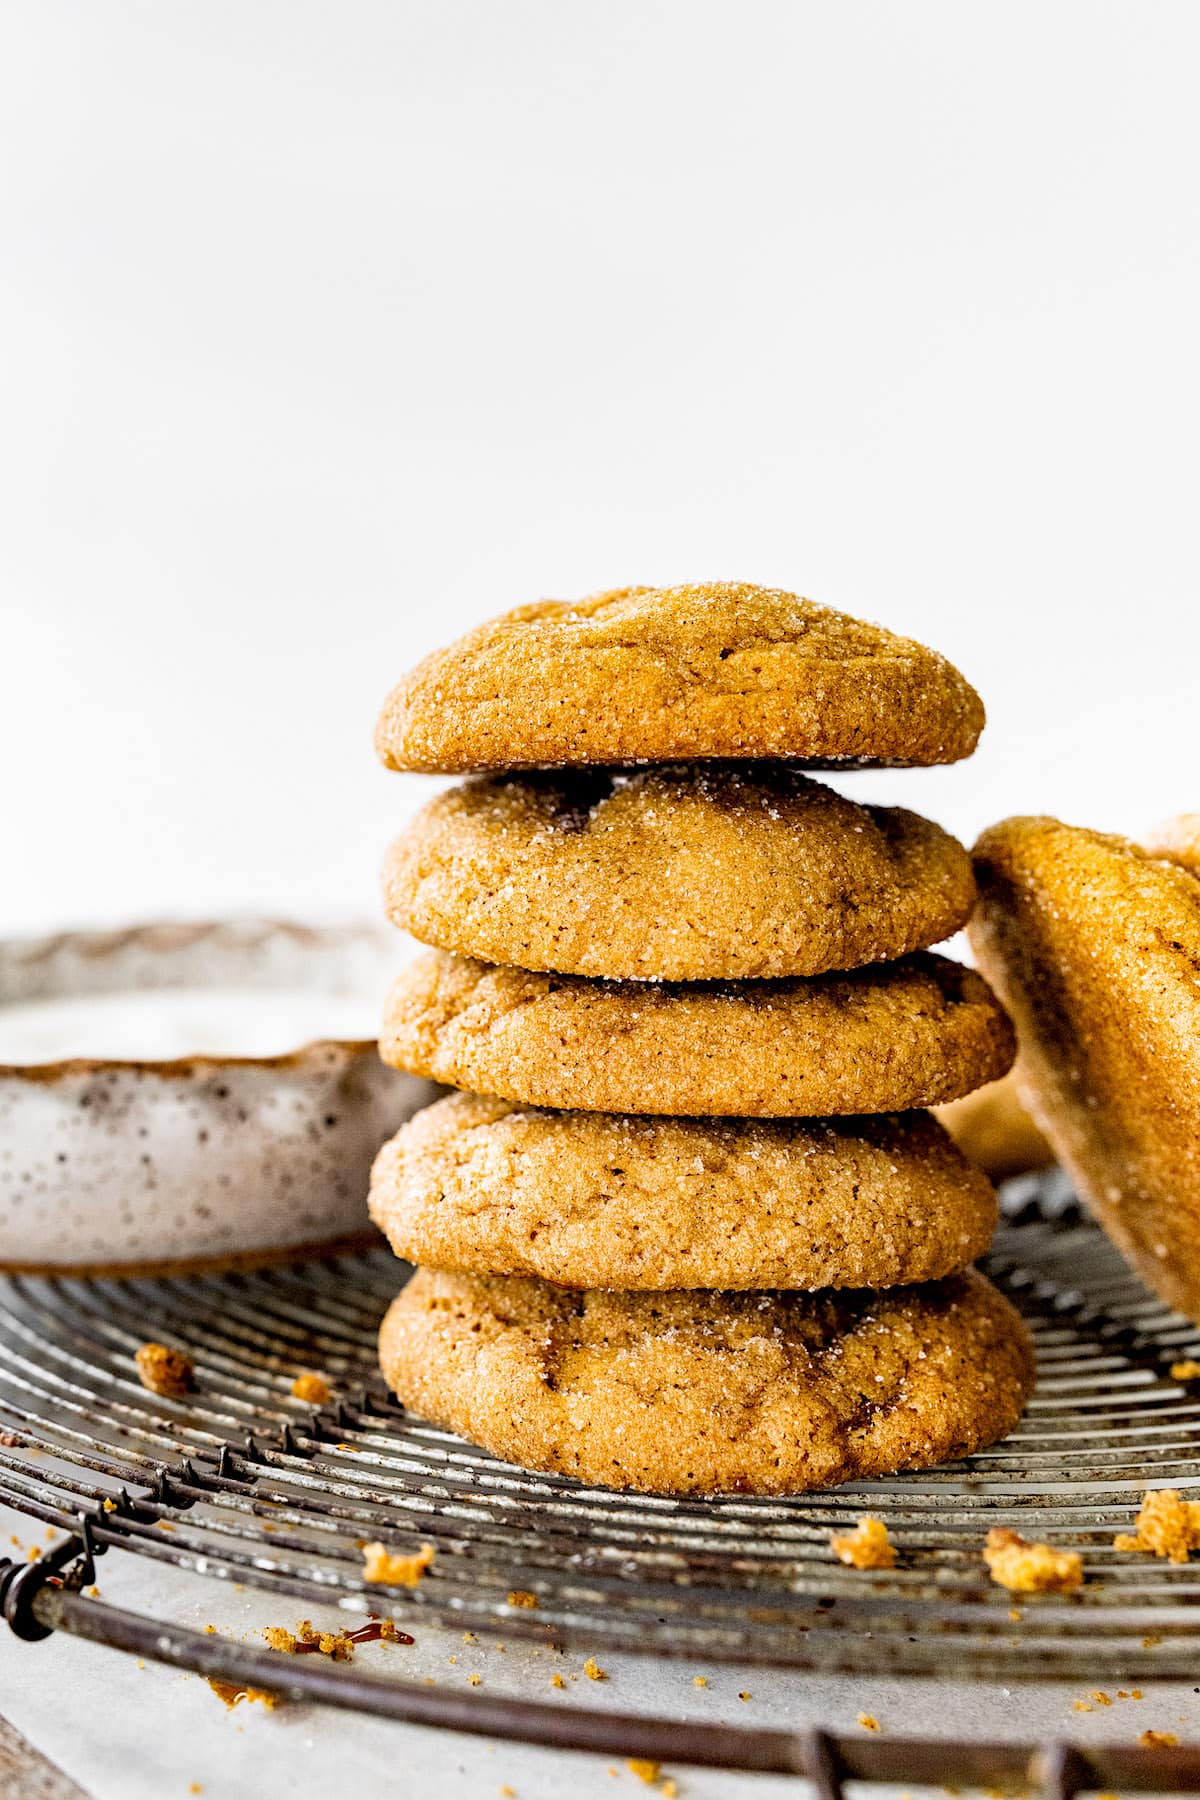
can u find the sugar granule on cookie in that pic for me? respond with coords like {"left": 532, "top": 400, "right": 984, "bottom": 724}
{"left": 135, "top": 1342, "right": 194, "bottom": 1397}
{"left": 830, "top": 1517, "right": 895, "bottom": 1570}
{"left": 1113, "top": 1489, "right": 1200, "bottom": 1563}
{"left": 983, "top": 1528, "right": 1083, "bottom": 1593}
{"left": 361, "top": 1540, "right": 436, "bottom": 1586}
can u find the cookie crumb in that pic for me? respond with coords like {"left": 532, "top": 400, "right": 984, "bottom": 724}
{"left": 1170, "top": 1361, "right": 1200, "bottom": 1380}
{"left": 550, "top": 1673, "right": 566, "bottom": 1689}
{"left": 499, "top": 1787, "right": 517, "bottom": 1798}
{"left": 291, "top": 1371, "right": 331, "bottom": 1405}
{"left": 693, "top": 1675, "right": 708, "bottom": 1688}
{"left": 507, "top": 1589, "right": 539, "bottom": 1609}
{"left": 1008, "top": 1608, "right": 1022, "bottom": 1622}
{"left": 1073, "top": 1701, "right": 1093, "bottom": 1714}
{"left": 627, "top": 1762, "right": 659, "bottom": 1785}
{"left": 361, "top": 1540, "right": 435, "bottom": 1586}
{"left": 738, "top": 1691, "right": 751, "bottom": 1702}
{"left": 135, "top": 1342, "right": 194, "bottom": 1397}
{"left": 1091, "top": 1691, "right": 1111, "bottom": 1706}
{"left": 983, "top": 1528, "right": 1083, "bottom": 1593}
{"left": 102, "top": 1497, "right": 117, "bottom": 1513}
{"left": 858, "top": 1713, "right": 881, "bottom": 1732}
{"left": 1113, "top": 1489, "right": 1200, "bottom": 1563}
{"left": 467, "top": 1673, "right": 482, "bottom": 1686}
{"left": 584, "top": 1657, "right": 607, "bottom": 1681}
{"left": 206, "top": 1678, "right": 277, "bottom": 1710}
{"left": 1139, "top": 1731, "right": 1179, "bottom": 1748}
{"left": 830, "top": 1516, "right": 895, "bottom": 1570}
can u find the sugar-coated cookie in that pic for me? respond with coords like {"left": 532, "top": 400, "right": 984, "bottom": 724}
{"left": 375, "top": 584, "right": 985, "bottom": 773}
{"left": 379, "top": 949, "right": 1015, "bottom": 1117}
{"left": 384, "top": 765, "right": 975, "bottom": 981}
{"left": 971, "top": 815, "right": 1200, "bottom": 1321}
{"left": 379, "top": 1266, "right": 1033, "bottom": 1495}
{"left": 370, "top": 1091, "right": 996, "bottom": 1290}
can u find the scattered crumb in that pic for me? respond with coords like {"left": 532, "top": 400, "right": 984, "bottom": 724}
{"left": 467, "top": 1673, "right": 482, "bottom": 1686}
{"left": 86, "top": 1585, "right": 100, "bottom": 1599}
{"left": 983, "top": 1528, "right": 1083, "bottom": 1593}
{"left": 263, "top": 1616, "right": 410, "bottom": 1660}
{"left": 858, "top": 1713, "right": 881, "bottom": 1732}
{"left": 1139, "top": 1731, "right": 1179, "bottom": 1748}
{"left": 584, "top": 1657, "right": 607, "bottom": 1682}
{"left": 1143, "top": 1635, "right": 1163, "bottom": 1648}
{"left": 1092, "top": 1691, "right": 1112, "bottom": 1706}
{"left": 361, "top": 1540, "right": 435, "bottom": 1586}
{"left": 693, "top": 1675, "right": 708, "bottom": 1688}
{"left": 463, "top": 1632, "right": 477, "bottom": 1644}
{"left": 1114, "top": 1489, "right": 1200, "bottom": 1563}
{"left": 1009, "top": 1609, "right": 1022, "bottom": 1623}
{"left": 157, "top": 1522, "right": 176, "bottom": 1533}
{"left": 291, "top": 1371, "right": 331, "bottom": 1405}
{"left": 660, "top": 1784, "right": 678, "bottom": 1799}
{"left": 627, "top": 1762, "right": 659, "bottom": 1785}
{"left": 1074, "top": 1702, "right": 1093, "bottom": 1714}
{"left": 550, "top": 1673, "right": 566, "bottom": 1690}
{"left": 44, "top": 1526, "right": 56, "bottom": 1541}
{"left": 1095, "top": 1793, "right": 1119, "bottom": 1800}
{"left": 206, "top": 1678, "right": 277, "bottom": 1710}
{"left": 26, "top": 1546, "right": 40, "bottom": 1561}
{"left": 1170, "top": 1361, "right": 1200, "bottom": 1380}
{"left": 189, "top": 1786, "right": 203, "bottom": 1796}
{"left": 830, "top": 1516, "right": 895, "bottom": 1570}
{"left": 507, "top": 1589, "right": 539, "bottom": 1609}
{"left": 204, "top": 1624, "right": 216, "bottom": 1636}
{"left": 499, "top": 1788, "right": 517, "bottom": 1799}
{"left": 135, "top": 1342, "right": 194, "bottom": 1397}
{"left": 738, "top": 1692, "right": 751, "bottom": 1703}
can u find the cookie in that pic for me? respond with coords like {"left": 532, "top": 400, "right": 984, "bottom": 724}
{"left": 375, "top": 584, "right": 985, "bottom": 773}
{"left": 971, "top": 816, "right": 1200, "bottom": 1321}
{"left": 378, "top": 1266, "right": 1034, "bottom": 1495}
{"left": 369, "top": 1091, "right": 996, "bottom": 1290}
{"left": 935, "top": 1069, "right": 1054, "bottom": 1181}
{"left": 384, "top": 765, "right": 975, "bottom": 982}
{"left": 379, "top": 949, "right": 1015, "bottom": 1117}
{"left": 1143, "top": 814, "right": 1200, "bottom": 880}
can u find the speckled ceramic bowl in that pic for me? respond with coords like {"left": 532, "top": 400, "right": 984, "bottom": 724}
{"left": 0, "top": 920, "right": 436, "bottom": 1272}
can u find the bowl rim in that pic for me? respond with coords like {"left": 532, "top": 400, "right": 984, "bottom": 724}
{"left": 0, "top": 915, "right": 392, "bottom": 1081}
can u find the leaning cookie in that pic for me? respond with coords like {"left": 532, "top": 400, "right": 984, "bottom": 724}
{"left": 971, "top": 815, "right": 1200, "bottom": 1323}
{"left": 370, "top": 1092, "right": 996, "bottom": 1290}
{"left": 375, "top": 583, "right": 985, "bottom": 773}
{"left": 384, "top": 765, "right": 975, "bottom": 981}
{"left": 379, "top": 949, "right": 1015, "bottom": 1117}
{"left": 379, "top": 1267, "right": 1034, "bottom": 1496}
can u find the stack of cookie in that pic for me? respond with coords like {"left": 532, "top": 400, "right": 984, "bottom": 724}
{"left": 368, "top": 583, "right": 1034, "bottom": 1496}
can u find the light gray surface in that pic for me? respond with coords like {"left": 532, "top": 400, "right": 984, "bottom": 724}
{"left": 3, "top": 1505, "right": 1198, "bottom": 1799}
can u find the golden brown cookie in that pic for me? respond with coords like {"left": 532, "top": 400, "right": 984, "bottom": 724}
{"left": 935, "top": 1069, "right": 1054, "bottom": 1182}
{"left": 971, "top": 816, "right": 1200, "bottom": 1321}
{"left": 379, "top": 1266, "right": 1034, "bottom": 1495}
{"left": 1143, "top": 814, "right": 1200, "bottom": 880}
{"left": 384, "top": 765, "right": 976, "bottom": 982}
{"left": 379, "top": 949, "right": 1015, "bottom": 1117}
{"left": 375, "top": 584, "right": 985, "bottom": 773}
{"left": 369, "top": 1092, "right": 996, "bottom": 1290}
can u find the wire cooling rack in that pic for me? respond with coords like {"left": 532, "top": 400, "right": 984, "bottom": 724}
{"left": 4, "top": 1172, "right": 1200, "bottom": 1791}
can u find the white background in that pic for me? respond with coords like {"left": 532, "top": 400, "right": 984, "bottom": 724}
{"left": 3, "top": 1, "right": 1199, "bottom": 938}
